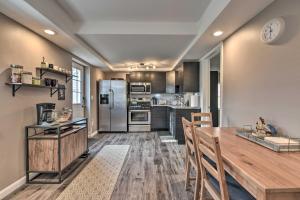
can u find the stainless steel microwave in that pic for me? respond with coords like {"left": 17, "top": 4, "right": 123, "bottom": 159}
{"left": 130, "top": 82, "right": 151, "bottom": 94}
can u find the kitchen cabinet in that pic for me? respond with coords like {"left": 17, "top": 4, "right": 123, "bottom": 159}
{"left": 151, "top": 72, "right": 166, "bottom": 93}
{"left": 168, "top": 107, "right": 201, "bottom": 144}
{"left": 166, "top": 71, "right": 176, "bottom": 93}
{"left": 128, "top": 72, "right": 145, "bottom": 82}
{"left": 175, "top": 68, "right": 183, "bottom": 93}
{"left": 151, "top": 106, "right": 168, "bottom": 130}
{"left": 128, "top": 72, "right": 166, "bottom": 93}
{"left": 152, "top": 105, "right": 201, "bottom": 144}
{"left": 183, "top": 62, "right": 199, "bottom": 92}
{"left": 166, "top": 62, "right": 199, "bottom": 93}
{"left": 25, "top": 118, "right": 88, "bottom": 183}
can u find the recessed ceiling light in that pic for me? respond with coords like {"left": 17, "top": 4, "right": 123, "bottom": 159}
{"left": 44, "top": 29, "right": 56, "bottom": 35}
{"left": 146, "top": 66, "right": 149, "bottom": 70}
{"left": 153, "top": 65, "right": 156, "bottom": 69}
{"left": 213, "top": 31, "right": 223, "bottom": 37}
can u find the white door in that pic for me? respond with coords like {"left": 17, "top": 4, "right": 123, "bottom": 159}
{"left": 72, "top": 62, "right": 85, "bottom": 118}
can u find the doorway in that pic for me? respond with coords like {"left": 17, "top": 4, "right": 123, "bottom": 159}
{"left": 210, "top": 54, "right": 220, "bottom": 127}
{"left": 72, "top": 62, "right": 86, "bottom": 118}
{"left": 200, "top": 43, "right": 223, "bottom": 126}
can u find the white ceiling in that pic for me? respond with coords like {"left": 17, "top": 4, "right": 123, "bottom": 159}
{"left": 184, "top": 0, "right": 275, "bottom": 60}
{"left": 0, "top": 0, "right": 274, "bottom": 71}
{"left": 56, "top": 0, "right": 211, "bottom": 23}
{"left": 80, "top": 34, "right": 194, "bottom": 69}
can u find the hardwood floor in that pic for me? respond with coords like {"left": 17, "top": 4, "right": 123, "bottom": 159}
{"left": 5, "top": 132, "right": 199, "bottom": 200}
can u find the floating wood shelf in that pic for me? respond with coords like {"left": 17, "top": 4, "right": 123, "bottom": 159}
{"left": 37, "top": 67, "right": 77, "bottom": 83}
{"left": 6, "top": 82, "right": 65, "bottom": 97}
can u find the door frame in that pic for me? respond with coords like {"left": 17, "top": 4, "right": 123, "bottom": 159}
{"left": 199, "top": 42, "right": 224, "bottom": 126}
{"left": 72, "top": 61, "right": 86, "bottom": 118}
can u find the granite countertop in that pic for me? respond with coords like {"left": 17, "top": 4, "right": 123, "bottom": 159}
{"left": 151, "top": 104, "right": 201, "bottom": 110}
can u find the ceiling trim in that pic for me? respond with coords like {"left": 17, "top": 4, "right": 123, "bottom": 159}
{"left": 1, "top": 0, "right": 274, "bottom": 72}
{"left": 24, "top": 0, "right": 114, "bottom": 70}
{"left": 77, "top": 21, "right": 197, "bottom": 35}
{"left": 170, "top": 0, "right": 231, "bottom": 70}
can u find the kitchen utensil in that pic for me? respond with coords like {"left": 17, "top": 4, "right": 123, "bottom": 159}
{"left": 44, "top": 78, "right": 52, "bottom": 86}
{"left": 50, "top": 79, "right": 57, "bottom": 87}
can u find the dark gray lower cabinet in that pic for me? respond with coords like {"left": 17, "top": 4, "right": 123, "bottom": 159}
{"left": 151, "top": 106, "right": 200, "bottom": 144}
{"left": 151, "top": 106, "right": 168, "bottom": 130}
{"left": 168, "top": 108, "right": 201, "bottom": 144}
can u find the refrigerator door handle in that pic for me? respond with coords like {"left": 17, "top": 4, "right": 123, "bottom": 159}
{"left": 109, "top": 89, "right": 112, "bottom": 109}
{"left": 111, "top": 89, "right": 115, "bottom": 109}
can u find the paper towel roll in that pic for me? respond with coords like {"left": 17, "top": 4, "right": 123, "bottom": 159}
{"left": 190, "top": 95, "right": 200, "bottom": 107}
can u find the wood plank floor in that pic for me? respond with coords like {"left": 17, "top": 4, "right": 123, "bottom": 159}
{"left": 5, "top": 132, "right": 205, "bottom": 200}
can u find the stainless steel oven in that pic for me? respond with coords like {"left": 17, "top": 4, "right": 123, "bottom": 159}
{"left": 129, "top": 110, "right": 151, "bottom": 125}
{"left": 128, "top": 110, "right": 151, "bottom": 132}
{"left": 130, "top": 82, "right": 151, "bottom": 94}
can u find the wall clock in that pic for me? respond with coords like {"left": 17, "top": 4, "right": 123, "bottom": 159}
{"left": 260, "top": 17, "right": 285, "bottom": 44}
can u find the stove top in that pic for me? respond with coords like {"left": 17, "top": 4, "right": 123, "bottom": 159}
{"left": 129, "top": 101, "right": 151, "bottom": 110}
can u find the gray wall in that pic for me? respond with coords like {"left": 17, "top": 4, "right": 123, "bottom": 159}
{"left": 90, "top": 67, "right": 105, "bottom": 134}
{"left": 0, "top": 13, "right": 101, "bottom": 191}
{"left": 223, "top": 0, "right": 300, "bottom": 137}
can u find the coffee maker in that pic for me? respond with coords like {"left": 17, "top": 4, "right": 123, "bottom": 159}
{"left": 36, "top": 103, "right": 56, "bottom": 125}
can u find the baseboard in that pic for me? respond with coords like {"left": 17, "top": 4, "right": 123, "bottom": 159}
{"left": 88, "top": 130, "right": 98, "bottom": 138}
{"left": 0, "top": 173, "right": 36, "bottom": 200}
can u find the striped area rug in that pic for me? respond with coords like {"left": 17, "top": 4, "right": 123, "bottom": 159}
{"left": 56, "top": 145, "right": 130, "bottom": 200}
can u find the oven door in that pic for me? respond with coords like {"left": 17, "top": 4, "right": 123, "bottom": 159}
{"left": 129, "top": 110, "right": 151, "bottom": 125}
{"left": 130, "top": 83, "right": 146, "bottom": 94}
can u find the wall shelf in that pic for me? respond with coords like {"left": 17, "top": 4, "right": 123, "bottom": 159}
{"left": 6, "top": 82, "right": 65, "bottom": 97}
{"left": 37, "top": 67, "right": 76, "bottom": 83}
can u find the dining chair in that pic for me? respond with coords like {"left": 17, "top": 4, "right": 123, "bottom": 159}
{"left": 195, "top": 128, "right": 255, "bottom": 200}
{"left": 182, "top": 117, "right": 201, "bottom": 200}
{"left": 191, "top": 112, "right": 213, "bottom": 127}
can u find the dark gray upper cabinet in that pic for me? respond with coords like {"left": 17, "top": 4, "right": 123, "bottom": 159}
{"left": 128, "top": 72, "right": 144, "bottom": 82}
{"left": 128, "top": 71, "right": 166, "bottom": 93}
{"left": 183, "top": 62, "right": 199, "bottom": 92}
{"left": 166, "top": 62, "right": 199, "bottom": 93}
{"left": 166, "top": 71, "right": 176, "bottom": 94}
{"left": 151, "top": 72, "right": 166, "bottom": 93}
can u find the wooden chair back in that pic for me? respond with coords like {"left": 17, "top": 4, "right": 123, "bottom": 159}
{"left": 182, "top": 117, "right": 200, "bottom": 168}
{"left": 191, "top": 112, "right": 213, "bottom": 127}
{"left": 195, "top": 128, "right": 229, "bottom": 200}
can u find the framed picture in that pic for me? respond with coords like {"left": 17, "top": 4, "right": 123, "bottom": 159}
{"left": 57, "top": 84, "right": 65, "bottom": 100}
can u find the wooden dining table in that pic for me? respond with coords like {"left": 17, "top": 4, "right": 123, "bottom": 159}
{"left": 194, "top": 127, "right": 300, "bottom": 200}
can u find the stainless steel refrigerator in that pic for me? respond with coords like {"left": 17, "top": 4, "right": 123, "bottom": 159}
{"left": 98, "top": 80, "right": 127, "bottom": 132}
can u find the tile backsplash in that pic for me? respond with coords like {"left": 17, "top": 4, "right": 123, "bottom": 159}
{"left": 151, "top": 93, "right": 200, "bottom": 106}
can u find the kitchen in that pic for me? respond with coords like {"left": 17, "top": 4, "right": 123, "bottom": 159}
{"left": 98, "top": 62, "right": 201, "bottom": 144}
{"left": 1, "top": 0, "right": 300, "bottom": 200}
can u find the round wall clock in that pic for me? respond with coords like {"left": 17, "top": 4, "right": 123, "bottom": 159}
{"left": 260, "top": 17, "right": 285, "bottom": 44}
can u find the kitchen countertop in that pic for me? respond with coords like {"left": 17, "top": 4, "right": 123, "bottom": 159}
{"left": 151, "top": 104, "right": 201, "bottom": 110}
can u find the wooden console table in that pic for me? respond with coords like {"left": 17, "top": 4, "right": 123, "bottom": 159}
{"left": 195, "top": 127, "right": 300, "bottom": 200}
{"left": 25, "top": 118, "right": 88, "bottom": 184}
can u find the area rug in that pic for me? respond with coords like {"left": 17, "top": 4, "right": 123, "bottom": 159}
{"left": 56, "top": 145, "right": 130, "bottom": 200}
